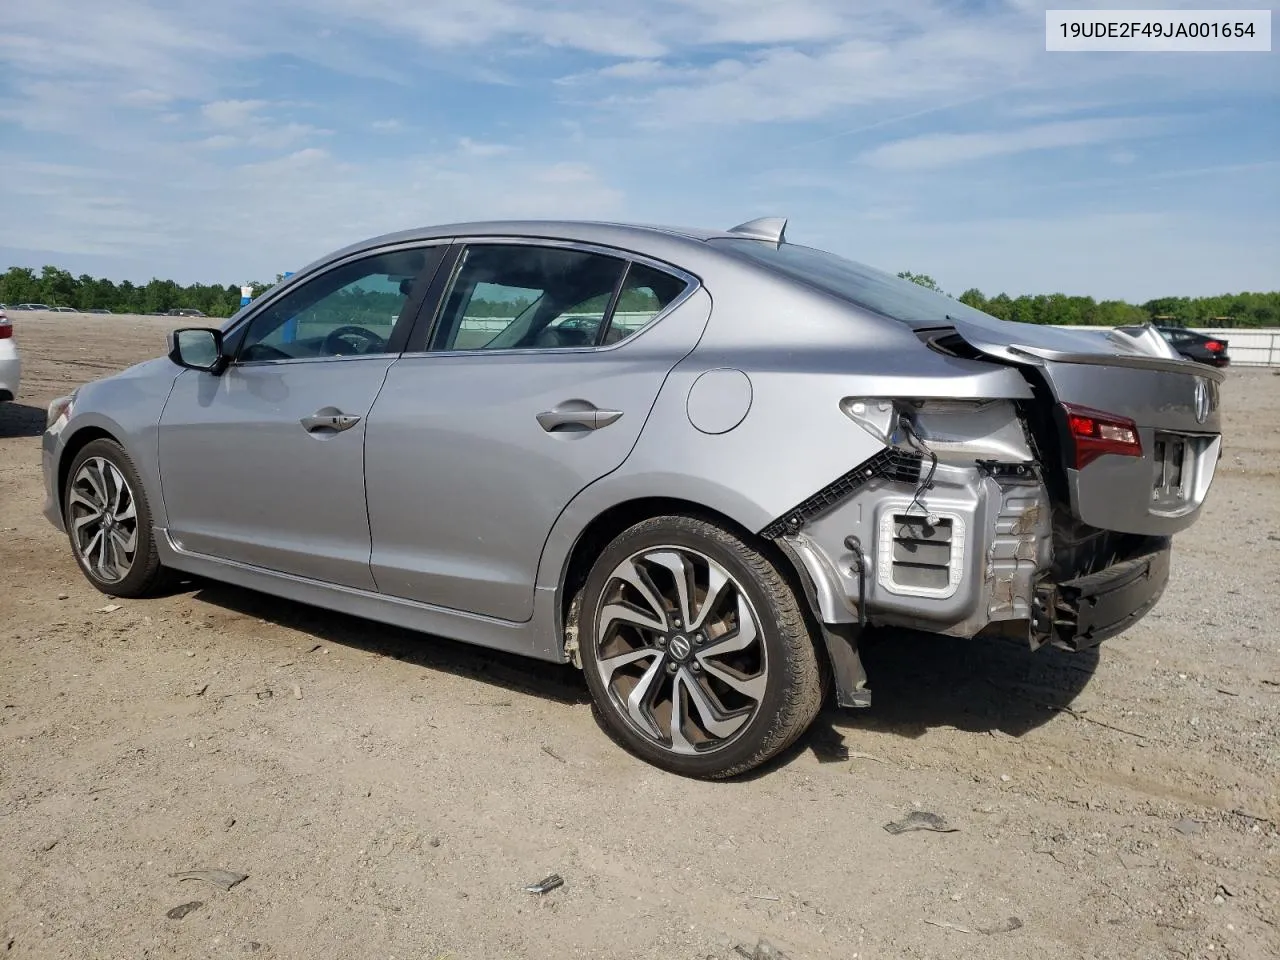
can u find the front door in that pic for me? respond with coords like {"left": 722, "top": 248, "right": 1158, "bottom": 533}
{"left": 365, "top": 241, "right": 709, "bottom": 621}
{"left": 157, "top": 244, "right": 444, "bottom": 588}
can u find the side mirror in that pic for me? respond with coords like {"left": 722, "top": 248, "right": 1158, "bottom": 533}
{"left": 167, "top": 327, "right": 227, "bottom": 373}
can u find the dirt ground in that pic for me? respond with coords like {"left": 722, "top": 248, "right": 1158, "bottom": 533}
{"left": 1, "top": 313, "right": 1277, "bottom": 960}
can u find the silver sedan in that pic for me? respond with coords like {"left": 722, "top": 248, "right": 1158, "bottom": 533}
{"left": 41, "top": 218, "right": 1223, "bottom": 778}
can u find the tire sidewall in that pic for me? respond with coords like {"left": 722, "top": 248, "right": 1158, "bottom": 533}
{"left": 579, "top": 516, "right": 804, "bottom": 777}
{"left": 64, "top": 438, "right": 158, "bottom": 597}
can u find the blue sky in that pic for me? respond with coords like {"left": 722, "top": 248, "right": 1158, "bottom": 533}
{"left": 0, "top": 0, "right": 1275, "bottom": 301}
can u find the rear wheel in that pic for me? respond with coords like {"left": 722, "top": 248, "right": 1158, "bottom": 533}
{"left": 579, "top": 515, "right": 823, "bottom": 779}
{"left": 64, "top": 439, "right": 169, "bottom": 597}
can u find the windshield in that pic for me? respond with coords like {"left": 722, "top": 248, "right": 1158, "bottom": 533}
{"left": 708, "top": 237, "right": 995, "bottom": 330}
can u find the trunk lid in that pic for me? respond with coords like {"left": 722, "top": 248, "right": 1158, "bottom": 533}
{"left": 932, "top": 316, "right": 1224, "bottom": 537}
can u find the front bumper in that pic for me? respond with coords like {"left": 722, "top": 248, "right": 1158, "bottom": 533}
{"left": 41, "top": 427, "right": 67, "bottom": 532}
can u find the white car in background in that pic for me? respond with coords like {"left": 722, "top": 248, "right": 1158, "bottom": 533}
{"left": 0, "top": 308, "right": 19, "bottom": 403}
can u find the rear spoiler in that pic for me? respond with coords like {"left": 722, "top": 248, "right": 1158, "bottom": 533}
{"left": 1006, "top": 344, "right": 1227, "bottom": 382}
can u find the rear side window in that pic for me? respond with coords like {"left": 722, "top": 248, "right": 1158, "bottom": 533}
{"left": 430, "top": 244, "right": 689, "bottom": 352}
{"left": 432, "top": 245, "right": 626, "bottom": 351}
{"left": 601, "top": 263, "right": 689, "bottom": 345}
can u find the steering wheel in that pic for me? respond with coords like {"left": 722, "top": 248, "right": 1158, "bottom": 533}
{"left": 239, "top": 342, "right": 292, "bottom": 362}
{"left": 322, "top": 324, "right": 387, "bottom": 356}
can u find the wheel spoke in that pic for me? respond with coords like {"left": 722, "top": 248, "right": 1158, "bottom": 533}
{"left": 599, "top": 602, "right": 665, "bottom": 636}
{"left": 96, "top": 525, "right": 111, "bottom": 574}
{"left": 115, "top": 498, "right": 136, "bottom": 522}
{"left": 69, "top": 487, "right": 100, "bottom": 513}
{"left": 596, "top": 647, "right": 659, "bottom": 684}
{"left": 646, "top": 551, "right": 695, "bottom": 628}
{"left": 668, "top": 673, "right": 694, "bottom": 753}
{"left": 697, "top": 657, "right": 767, "bottom": 701}
{"left": 111, "top": 525, "right": 136, "bottom": 556}
{"left": 83, "top": 529, "right": 103, "bottom": 562}
{"left": 83, "top": 460, "right": 109, "bottom": 508}
{"left": 106, "top": 462, "right": 127, "bottom": 516}
{"left": 690, "top": 566, "right": 731, "bottom": 631}
{"left": 625, "top": 655, "right": 667, "bottom": 740}
{"left": 610, "top": 558, "right": 669, "bottom": 631}
{"left": 699, "top": 594, "right": 758, "bottom": 655}
{"left": 682, "top": 669, "right": 750, "bottom": 739}
{"left": 72, "top": 511, "right": 101, "bottom": 535}
{"left": 103, "top": 532, "right": 124, "bottom": 580}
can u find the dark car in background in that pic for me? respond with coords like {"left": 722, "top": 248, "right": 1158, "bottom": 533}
{"left": 1156, "top": 326, "right": 1230, "bottom": 368}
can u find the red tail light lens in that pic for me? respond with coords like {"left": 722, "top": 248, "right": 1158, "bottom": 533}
{"left": 1062, "top": 403, "right": 1142, "bottom": 469}
{"left": 0, "top": 321, "right": 11, "bottom": 339}
{"left": 1205, "top": 340, "right": 1224, "bottom": 352}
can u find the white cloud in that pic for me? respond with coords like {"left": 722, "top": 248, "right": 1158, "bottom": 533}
{"left": 858, "top": 118, "right": 1167, "bottom": 170}
{"left": 0, "top": 0, "right": 1273, "bottom": 303}
{"left": 201, "top": 99, "right": 269, "bottom": 128}
{"left": 121, "top": 88, "right": 176, "bottom": 107}
{"left": 0, "top": 138, "right": 626, "bottom": 280}
{"left": 457, "top": 137, "right": 512, "bottom": 157}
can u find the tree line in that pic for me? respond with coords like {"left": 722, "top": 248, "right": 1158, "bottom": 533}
{"left": 0, "top": 266, "right": 272, "bottom": 318}
{"left": 896, "top": 272, "right": 1280, "bottom": 328}
{"left": 2, "top": 263, "right": 1277, "bottom": 327}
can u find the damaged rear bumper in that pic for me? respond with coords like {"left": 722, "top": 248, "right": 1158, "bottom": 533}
{"left": 773, "top": 457, "right": 1054, "bottom": 639}
{"left": 1042, "top": 543, "right": 1171, "bottom": 651}
{"left": 768, "top": 446, "right": 1172, "bottom": 706}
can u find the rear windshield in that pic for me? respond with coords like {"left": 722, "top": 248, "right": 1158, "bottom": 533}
{"left": 708, "top": 237, "right": 991, "bottom": 329}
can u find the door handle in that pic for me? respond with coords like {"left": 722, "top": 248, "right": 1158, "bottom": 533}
{"left": 300, "top": 410, "right": 362, "bottom": 433}
{"left": 537, "top": 401, "right": 623, "bottom": 433}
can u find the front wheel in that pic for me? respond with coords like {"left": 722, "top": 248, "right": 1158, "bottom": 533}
{"left": 579, "top": 515, "right": 823, "bottom": 779}
{"left": 64, "top": 438, "right": 170, "bottom": 597}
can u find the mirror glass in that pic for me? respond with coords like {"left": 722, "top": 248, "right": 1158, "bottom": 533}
{"left": 175, "top": 329, "right": 219, "bottom": 369}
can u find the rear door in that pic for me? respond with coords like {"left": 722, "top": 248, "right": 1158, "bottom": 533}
{"left": 364, "top": 240, "right": 710, "bottom": 621}
{"left": 158, "top": 244, "right": 445, "bottom": 587}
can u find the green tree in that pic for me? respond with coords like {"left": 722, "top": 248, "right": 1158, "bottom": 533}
{"left": 896, "top": 270, "right": 942, "bottom": 293}
{"left": 38, "top": 265, "right": 77, "bottom": 307}
{"left": 3, "top": 261, "right": 1278, "bottom": 326}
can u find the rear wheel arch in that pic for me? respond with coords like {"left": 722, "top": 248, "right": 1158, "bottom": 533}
{"left": 556, "top": 497, "right": 831, "bottom": 673}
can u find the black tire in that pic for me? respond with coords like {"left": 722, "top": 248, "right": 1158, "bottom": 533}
{"left": 63, "top": 438, "right": 170, "bottom": 598}
{"left": 579, "top": 515, "right": 823, "bottom": 779}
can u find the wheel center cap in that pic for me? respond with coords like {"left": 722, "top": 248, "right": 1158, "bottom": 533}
{"left": 668, "top": 635, "right": 692, "bottom": 661}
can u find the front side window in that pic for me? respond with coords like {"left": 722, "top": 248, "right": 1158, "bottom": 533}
{"left": 238, "top": 247, "right": 436, "bottom": 362}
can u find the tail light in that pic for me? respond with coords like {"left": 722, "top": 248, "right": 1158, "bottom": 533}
{"left": 0, "top": 318, "right": 11, "bottom": 339}
{"left": 1205, "top": 340, "right": 1224, "bottom": 353}
{"left": 1062, "top": 402, "right": 1142, "bottom": 469}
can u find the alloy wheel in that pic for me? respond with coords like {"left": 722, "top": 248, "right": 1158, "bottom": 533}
{"left": 593, "top": 546, "right": 768, "bottom": 755}
{"left": 68, "top": 457, "right": 138, "bottom": 584}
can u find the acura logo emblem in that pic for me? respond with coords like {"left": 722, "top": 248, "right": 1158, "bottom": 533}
{"left": 1193, "top": 378, "right": 1210, "bottom": 424}
{"left": 668, "top": 635, "right": 692, "bottom": 661}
